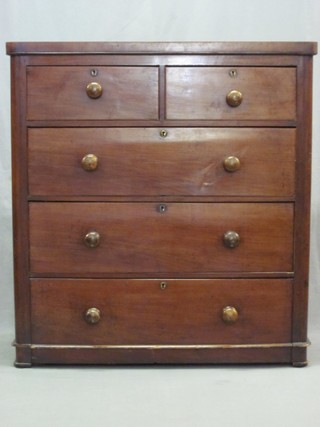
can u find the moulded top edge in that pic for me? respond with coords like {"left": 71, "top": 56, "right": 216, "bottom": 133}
{"left": 6, "top": 41, "right": 318, "bottom": 56}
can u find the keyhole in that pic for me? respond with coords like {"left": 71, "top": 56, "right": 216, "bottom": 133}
{"left": 158, "top": 204, "right": 167, "bottom": 213}
{"left": 90, "top": 69, "right": 98, "bottom": 77}
{"left": 160, "top": 281, "right": 167, "bottom": 290}
{"left": 229, "top": 69, "right": 238, "bottom": 78}
{"left": 160, "top": 129, "right": 168, "bottom": 138}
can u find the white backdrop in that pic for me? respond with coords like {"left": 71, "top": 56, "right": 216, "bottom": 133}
{"left": 0, "top": 2, "right": 320, "bottom": 426}
{"left": 1, "top": 0, "right": 319, "bottom": 333}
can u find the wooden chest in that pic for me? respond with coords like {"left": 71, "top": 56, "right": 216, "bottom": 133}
{"left": 7, "top": 41, "right": 317, "bottom": 367}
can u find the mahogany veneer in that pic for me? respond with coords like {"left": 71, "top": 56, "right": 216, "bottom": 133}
{"left": 7, "top": 41, "right": 317, "bottom": 367}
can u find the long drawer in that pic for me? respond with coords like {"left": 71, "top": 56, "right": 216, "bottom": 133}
{"left": 31, "top": 279, "right": 292, "bottom": 345}
{"left": 28, "top": 128, "right": 295, "bottom": 197}
{"left": 29, "top": 202, "right": 294, "bottom": 275}
{"left": 27, "top": 66, "right": 159, "bottom": 120}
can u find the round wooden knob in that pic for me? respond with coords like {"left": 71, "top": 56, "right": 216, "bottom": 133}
{"left": 223, "top": 156, "right": 240, "bottom": 172}
{"left": 223, "top": 231, "right": 240, "bottom": 248}
{"left": 85, "top": 307, "right": 101, "bottom": 324}
{"left": 226, "top": 90, "right": 243, "bottom": 107}
{"left": 222, "top": 306, "right": 239, "bottom": 324}
{"left": 86, "top": 82, "right": 103, "bottom": 99}
{"left": 84, "top": 231, "right": 100, "bottom": 248}
{"left": 81, "top": 154, "right": 98, "bottom": 171}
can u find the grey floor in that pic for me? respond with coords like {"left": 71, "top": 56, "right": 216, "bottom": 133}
{"left": 1, "top": 328, "right": 320, "bottom": 427}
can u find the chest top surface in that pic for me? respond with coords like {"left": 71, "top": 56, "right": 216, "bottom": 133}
{"left": 6, "top": 41, "right": 318, "bottom": 55}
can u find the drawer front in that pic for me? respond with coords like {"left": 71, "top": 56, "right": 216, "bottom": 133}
{"left": 31, "top": 279, "right": 292, "bottom": 345}
{"left": 166, "top": 67, "right": 296, "bottom": 120}
{"left": 27, "top": 66, "right": 159, "bottom": 120}
{"left": 29, "top": 202, "right": 293, "bottom": 274}
{"left": 28, "top": 128, "right": 295, "bottom": 197}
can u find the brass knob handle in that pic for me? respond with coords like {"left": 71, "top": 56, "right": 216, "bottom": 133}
{"left": 82, "top": 154, "right": 98, "bottom": 171}
{"left": 222, "top": 306, "right": 239, "bottom": 324}
{"left": 223, "top": 156, "right": 240, "bottom": 172}
{"left": 226, "top": 90, "right": 243, "bottom": 107}
{"left": 223, "top": 230, "right": 240, "bottom": 248}
{"left": 84, "top": 231, "right": 100, "bottom": 248}
{"left": 85, "top": 307, "right": 101, "bottom": 324}
{"left": 86, "top": 82, "right": 103, "bottom": 99}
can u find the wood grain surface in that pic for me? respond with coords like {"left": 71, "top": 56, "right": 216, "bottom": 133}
{"left": 28, "top": 128, "right": 295, "bottom": 197}
{"left": 27, "top": 66, "right": 159, "bottom": 120}
{"left": 166, "top": 67, "right": 296, "bottom": 120}
{"left": 7, "top": 41, "right": 316, "bottom": 366}
{"left": 31, "top": 278, "right": 292, "bottom": 345}
{"left": 29, "top": 202, "right": 294, "bottom": 275}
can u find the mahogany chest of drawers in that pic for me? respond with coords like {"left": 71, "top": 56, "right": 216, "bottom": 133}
{"left": 7, "top": 42, "right": 317, "bottom": 367}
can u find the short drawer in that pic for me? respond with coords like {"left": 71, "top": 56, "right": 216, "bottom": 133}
{"left": 27, "top": 66, "right": 159, "bottom": 120}
{"left": 28, "top": 128, "right": 295, "bottom": 197}
{"left": 31, "top": 278, "right": 292, "bottom": 345}
{"left": 166, "top": 67, "right": 296, "bottom": 120}
{"left": 29, "top": 202, "right": 294, "bottom": 275}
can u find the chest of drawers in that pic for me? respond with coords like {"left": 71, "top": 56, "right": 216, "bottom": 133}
{"left": 7, "top": 41, "right": 317, "bottom": 367}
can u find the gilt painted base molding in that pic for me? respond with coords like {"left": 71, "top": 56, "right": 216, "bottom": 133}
{"left": 13, "top": 340, "right": 310, "bottom": 367}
